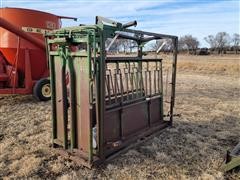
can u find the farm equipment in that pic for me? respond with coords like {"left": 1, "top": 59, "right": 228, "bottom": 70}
{"left": 221, "top": 142, "right": 240, "bottom": 172}
{"left": 46, "top": 16, "right": 178, "bottom": 167}
{"left": 196, "top": 48, "right": 209, "bottom": 55}
{"left": 0, "top": 7, "right": 76, "bottom": 101}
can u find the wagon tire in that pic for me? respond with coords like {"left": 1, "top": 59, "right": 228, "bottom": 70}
{"left": 33, "top": 78, "right": 51, "bottom": 101}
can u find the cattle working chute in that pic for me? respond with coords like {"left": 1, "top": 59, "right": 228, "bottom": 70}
{"left": 46, "top": 16, "right": 178, "bottom": 167}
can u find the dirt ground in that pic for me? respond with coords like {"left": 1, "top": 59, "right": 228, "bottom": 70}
{"left": 0, "top": 54, "right": 239, "bottom": 179}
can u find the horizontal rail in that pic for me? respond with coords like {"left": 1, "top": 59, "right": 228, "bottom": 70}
{"left": 106, "top": 57, "right": 162, "bottom": 62}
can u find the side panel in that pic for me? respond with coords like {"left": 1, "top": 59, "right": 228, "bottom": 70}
{"left": 74, "top": 57, "right": 91, "bottom": 152}
{"left": 54, "top": 56, "right": 65, "bottom": 144}
{"left": 104, "top": 110, "right": 120, "bottom": 143}
{"left": 149, "top": 97, "right": 163, "bottom": 125}
{"left": 121, "top": 102, "right": 148, "bottom": 137}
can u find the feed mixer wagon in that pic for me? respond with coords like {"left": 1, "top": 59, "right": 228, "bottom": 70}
{"left": 0, "top": 7, "right": 76, "bottom": 101}
{"left": 46, "top": 16, "right": 178, "bottom": 167}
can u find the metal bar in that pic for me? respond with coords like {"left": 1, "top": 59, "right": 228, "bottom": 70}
{"left": 87, "top": 33, "right": 93, "bottom": 164}
{"left": 119, "top": 70, "right": 124, "bottom": 104}
{"left": 106, "top": 57, "right": 162, "bottom": 62}
{"left": 92, "top": 30, "right": 101, "bottom": 155}
{"left": 114, "top": 71, "right": 118, "bottom": 103}
{"left": 154, "top": 70, "right": 156, "bottom": 95}
{"left": 106, "top": 34, "right": 119, "bottom": 52}
{"left": 142, "top": 36, "right": 161, "bottom": 42}
{"left": 98, "top": 32, "right": 105, "bottom": 159}
{"left": 124, "top": 68, "right": 129, "bottom": 101}
{"left": 145, "top": 71, "right": 148, "bottom": 96}
{"left": 123, "top": 28, "right": 178, "bottom": 40}
{"left": 130, "top": 71, "right": 134, "bottom": 99}
{"left": 135, "top": 67, "right": 139, "bottom": 98}
{"left": 68, "top": 56, "right": 77, "bottom": 150}
{"left": 157, "top": 40, "right": 167, "bottom": 54}
{"left": 58, "top": 15, "right": 77, "bottom": 21}
{"left": 109, "top": 70, "right": 115, "bottom": 104}
{"left": 96, "top": 16, "right": 121, "bottom": 27}
{"left": 138, "top": 61, "right": 143, "bottom": 97}
{"left": 106, "top": 74, "right": 111, "bottom": 104}
{"left": 122, "top": 20, "right": 137, "bottom": 28}
{"left": 116, "top": 62, "right": 120, "bottom": 94}
{"left": 165, "top": 68, "right": 169, "bottom": 100}
{"left": 149, "top": 71, "right": 152, "bottom": 97}
{"left": 60, "top": 48, "right": 68, "bottom": 150}
{"left": 157, "top": 63, "right": 161, "bottom": 93}
{"left": 117, "top": 33, "right": 139, "bottom": 41}
{"left": 49, "top": 53, "right": 57, "bottom": 143}
{"left": 145, "top": 62, "right": 149, "bottom": 96}
{"left": 169, "top": 37, "right": 178, "bottom": 124}
{"left": 160, "top": 62, "right": 164, "bottom": 118}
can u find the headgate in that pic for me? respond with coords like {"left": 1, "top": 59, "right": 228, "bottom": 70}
{"left": 46, "top": 16, "right": 178, "bottom": 167}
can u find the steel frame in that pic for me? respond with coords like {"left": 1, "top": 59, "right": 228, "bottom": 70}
{"left": 46, "top": 16, "right": 178, "bottom": 167}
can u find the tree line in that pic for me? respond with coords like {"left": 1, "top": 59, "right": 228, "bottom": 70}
{"left": 105, "top": 32, "right": 240, "bottom": 55}
{"left": 178, "top": 32, "right": 239, "bottom": 54}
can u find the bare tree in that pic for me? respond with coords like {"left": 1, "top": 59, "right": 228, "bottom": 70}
{"left": 215, "top": 32, "right": 230, "bottom": 54}
{"left": 119, "top": 39, "right": 128, "bottom": 53}
{"left": 179, "top": 35, "right": 199, "bottom": 55}
{"left": 232, "top": 33, "right": 240, "bottom": 54}
{"left": 129, "top": 40, "right": 138, "bottom": 53}
{"left": 178, "top": 38, "right": 186, "bottom": 51}
{"left": 106, "top": 38, "right": 138, "bottom": 54}
{"left": 115, "top": 39, "right": 134, "bottom": 53}
{"left": 204, "top": 35, "right": 217, "bottom": 52}
{"left": 204, "top": 32, "right": 230, "bottom": 54}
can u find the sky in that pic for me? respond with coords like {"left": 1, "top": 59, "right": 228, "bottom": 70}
{"left": 1, "top": 0, "right": 239, "bottom": 47}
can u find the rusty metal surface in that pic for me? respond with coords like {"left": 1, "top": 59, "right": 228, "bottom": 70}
{"left": 76, "top": 56, "right": 91, "bottom": 152}
{"left": 104, "top": 121, "right": 169, "bottom": 157}
{"left": 149, "top": 97, "right": 163, "bottom": 124}
{"left": 54, "top": 57, "right": 66, "bottom": 146}
{"left": 121, "top": 102, "right": 148, "bottom": 137}
{"left": 104, "top": 110, "right": 121, "bottom": 142}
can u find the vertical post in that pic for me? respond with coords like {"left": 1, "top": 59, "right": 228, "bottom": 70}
{"left": 87, "top": 33, "right": 93, "bottom": 164}
{"left": 96, "top": 31, "right": 106, "bottom": 160}
{"left": 95, "top": 38, "right": 100, "bottom": 156}
{"left": 160, "top": 61, "right": 164, "bottom": 120}
{"left": 169, "top": 37, "right": 178, "bottom": 125}
{"left": 48, "top": 42, "right": 57, "bottom": 145}
{"left": 137, "top": 40, "right": 143, "bottom": 98}
{"left": 60, "top": 47, "right": 68, "bottom": 149}
{"left": 145, "top": 62, "right": 149, "bottom": 96}
{"left": 68, "top": 56, "right": 77, "bottom": 150}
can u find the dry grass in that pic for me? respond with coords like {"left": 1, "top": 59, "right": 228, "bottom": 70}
{"left": 0, "top": 54, "right": 240, "bottom": 179}
{"left": 177, "top": 55, "right": 240, "bottom": 76}
{"left": 160, "top": 54, "right": 240, "bottom": 76}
